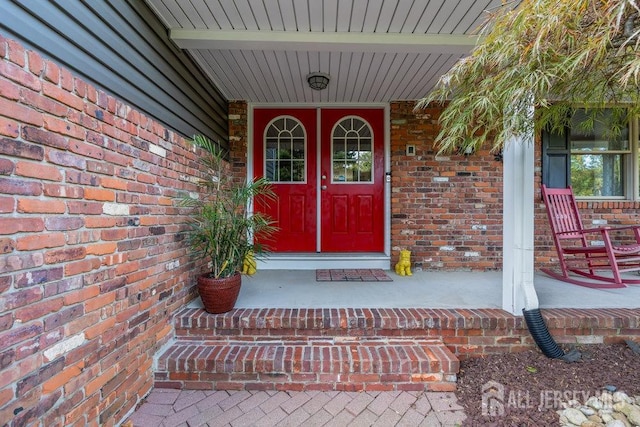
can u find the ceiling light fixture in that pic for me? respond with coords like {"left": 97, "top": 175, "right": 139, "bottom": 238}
{"left": 306, "top": 72, "right": 330, "bottom": 90}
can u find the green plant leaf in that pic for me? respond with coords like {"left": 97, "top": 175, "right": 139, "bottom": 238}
{"left": 179, "top": 135, "right": 278, "bottom": 278}
{"left": 416, "top": 0, "right": 640, "bottom": 154}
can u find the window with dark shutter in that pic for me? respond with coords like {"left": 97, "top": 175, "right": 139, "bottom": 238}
{"left": 541, "top": 109, "right": 634, "bottom": 199}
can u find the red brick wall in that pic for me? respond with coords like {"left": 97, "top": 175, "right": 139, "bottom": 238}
{"left": 0, "top": 36, "right": 210, "bottom": 425}
{"left": 228, "top": 101, "right": 248, "bottom": 183}
{"left": 390, "top": 102, "right": 504, "bottom": 270}
{"left": 391, "top": 102, "right": 640, "bottom": 271}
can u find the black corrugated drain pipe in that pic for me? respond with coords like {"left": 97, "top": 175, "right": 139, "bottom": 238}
{"left": 523, "top": 308, "right": 581, "bottom": 362}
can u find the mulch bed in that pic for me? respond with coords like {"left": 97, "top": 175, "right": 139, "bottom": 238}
{"left": 456, "top": 343, "right": 640, "bottom": 426}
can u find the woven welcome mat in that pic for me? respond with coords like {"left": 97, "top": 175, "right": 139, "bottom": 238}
{"left": 316, "top": 269, "right": 393, "bottom": 282}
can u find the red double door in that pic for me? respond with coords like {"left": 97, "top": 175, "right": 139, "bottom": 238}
{"left": 253, "top": 108, "right": 385, "bottom": 253}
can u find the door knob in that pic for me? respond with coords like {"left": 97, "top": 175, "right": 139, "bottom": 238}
{"left": 321, "top": 185, "right": 327, "bottom": 190}
{"left": 321, "top": 175, "right": 327, "bottom": 180}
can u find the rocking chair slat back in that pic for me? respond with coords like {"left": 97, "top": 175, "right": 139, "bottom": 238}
{"left": 544, "top": 188, "right": 584, "bottom": 239}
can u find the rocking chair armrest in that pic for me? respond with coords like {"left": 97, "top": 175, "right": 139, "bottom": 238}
{"left": 581, "top": 224, "right": 640, "bottom": 237}
{"left": 555, "top": 227, "right": 610, "bottom": 236}
{"left": 557, "top": 225, "right": 640, "bottom": 241}
{"left": 600, "top": 224, "right": 640, "bottom": 233}
{"left": 604, "top": 224, "right": 640, "bottom": 243}
{"left": 578, "top": 226, "right": 612, "bottom": 234}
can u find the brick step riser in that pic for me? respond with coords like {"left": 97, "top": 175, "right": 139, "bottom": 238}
{"left": 174, "top": 308, "right": 491, "bottom": 334}
{"left": 173, "top": 309, "right": 489, "bottom": 342}
{"left": 159, "top": 341, "right": 457, "bottom": 373}
{"left": 155, "top": 341, "right": 458, "bottom": 393}
{"left": 173, "top": 307, "right": 640, "bottom": 358}
{"left": 155, "top": 350, "right": 457, "bottom": 391}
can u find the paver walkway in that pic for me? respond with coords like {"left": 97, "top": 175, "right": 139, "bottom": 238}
{"left": 125, "top": 389, "right": 467, "bottom": 427}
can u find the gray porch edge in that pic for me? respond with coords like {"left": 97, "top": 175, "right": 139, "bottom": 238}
{"left": 187, "top": 270, "right": 640, "bottom": 310}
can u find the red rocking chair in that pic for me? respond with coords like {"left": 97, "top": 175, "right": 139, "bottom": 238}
{"left": 541, "top": 185, "right": 640, "bottom": 288}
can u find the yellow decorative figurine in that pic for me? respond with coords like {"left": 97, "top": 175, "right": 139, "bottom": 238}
{"left": 242, "top": 251, "right": 257, "bottom": 275}
{"left": 395, "top": 249, "right": 412, "bottom": 276}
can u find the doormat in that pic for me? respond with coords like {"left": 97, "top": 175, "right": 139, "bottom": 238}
{"left": 316, "top": 269, "right": 393, "bottom": 282}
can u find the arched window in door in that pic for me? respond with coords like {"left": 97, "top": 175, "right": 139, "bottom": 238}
{"left": 331, "top": 116, "right": 373, "bottom": 183}
{"left": 264, "top": 116, "right": 306, "bottom": 182}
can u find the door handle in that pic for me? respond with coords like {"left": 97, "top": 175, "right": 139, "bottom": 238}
{"left": 321, "top": 185, "right": 327, "bottom": 190}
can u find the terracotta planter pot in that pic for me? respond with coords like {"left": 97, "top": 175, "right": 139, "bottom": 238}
{"left": 197, "top": 272, "right": 242, "bottom": 314}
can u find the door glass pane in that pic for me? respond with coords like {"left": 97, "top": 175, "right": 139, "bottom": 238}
{"left": 292, "top": 161, "right": 304, "bottom": 181}
{"left": 333, "top": 164, "right": 346, "bottom": 182}
{"left": 292, "top": 139, "right": 305, "bottom": 159}
{"left": 332, "top": 117, "right": 373, "bottom": 183}
{"left": 264, "top": 116, "right": 306, "bottom": 182}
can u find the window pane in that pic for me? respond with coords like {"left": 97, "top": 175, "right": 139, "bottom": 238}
{"left": 265, "top": 146, "right": 277, "bottom": 159}
{"left": 292, "top": 161, "right": 304, "bottom": 181}
{"left": 266, "top": 119, "right": 284, "bottom": 137}
{"left": 333, "top": 163, "right": 346, "bottom": 182}
{"left": 334, "top": 149, "right": 346, "bottom": 160}
{"left": 278, "top": 148, "right": 292, "bottom": 160}
{"left": 265, "top": 160, "right": 277, "bottom": 181}
{"left": 264, "top": 116, "right": 305, "bottom": 182}
{"left": 279, "top": 161, "right": 292, "bottom": 181}
{"left": 331, "top": 117, "right": 373, "bottom": 183}
{"left": 343, "top": 160, "right": 357, "bottom": 181}
{"left": 357, "top": 152, "right": 372, "bottom": 182}
{"left": 571, "top": 154, "right": 624, "bottom": 197}
{"left": 570, "top": 109, "right": 629, "bottom": 151}
{"left": 292, "top": 139, "right": 305, "bottom": 159}
{"left": 358, "top": 125, "right": 371, "bottom": 138}
{"left": 346, "top": 137, "right": 359, "bottom": 154}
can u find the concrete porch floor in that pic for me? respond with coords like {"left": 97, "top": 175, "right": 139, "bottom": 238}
{"left": 187, "top": 269, "right": 640, "bottom": 310}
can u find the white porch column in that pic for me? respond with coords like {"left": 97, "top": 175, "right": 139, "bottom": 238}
{"left": 502, "top": 133, "right": 536, "bottom": 315}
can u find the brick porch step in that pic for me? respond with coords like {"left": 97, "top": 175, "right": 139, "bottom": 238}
{"left": 155, "top": 337, "right": 458, "bottom": 392}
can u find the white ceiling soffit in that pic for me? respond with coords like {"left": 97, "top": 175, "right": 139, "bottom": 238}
{"left": 146, "top": 0, "right": 512, "bottom": 104}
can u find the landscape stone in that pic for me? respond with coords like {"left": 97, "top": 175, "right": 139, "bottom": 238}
{"left": 559, "top": 394, "right": 640, "bottom": 427}
{"left": 612, "top": 392, "right": 632, "bottom": 404}
{"left": 611, "top": 411, "right": 632, "bottom": 427}
{"left": 564, "top": 408, "right": 589, "bottom": 425}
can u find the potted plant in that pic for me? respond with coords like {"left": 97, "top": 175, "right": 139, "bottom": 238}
{"left": 180, "top": 135, "right": 277, "bottom": 313}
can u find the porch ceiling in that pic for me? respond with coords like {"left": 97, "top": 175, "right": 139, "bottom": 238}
{"left": 144, "top": 0, "right": 518, "bottom": 104}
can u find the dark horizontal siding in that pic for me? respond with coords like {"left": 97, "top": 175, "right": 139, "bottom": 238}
{"left": 0, "top": 0, "right": 228, "bottom": 147}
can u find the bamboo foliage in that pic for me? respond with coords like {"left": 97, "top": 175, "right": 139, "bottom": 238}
{"left": 180, "top": 135, "right": 277, "bottom": 278}
{"left": 416, "top": 0, "right": 640, "bottom": 154}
